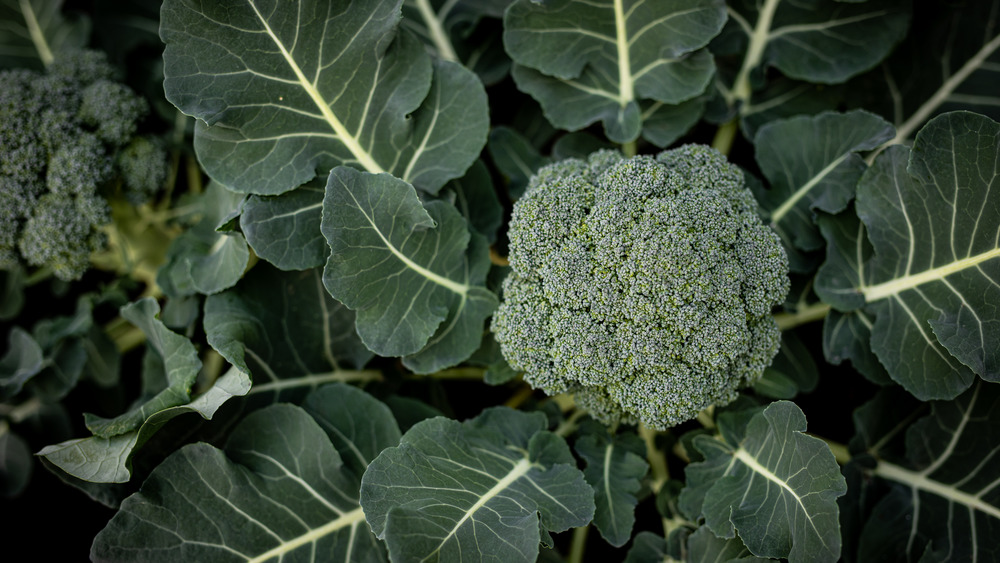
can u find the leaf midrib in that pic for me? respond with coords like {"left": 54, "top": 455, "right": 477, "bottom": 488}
{"left": 862, "top": 247, "right": 1000, "bottom": 301}
{"left": 247, "top": 507, "right": 367, "bottom": 563}
{"left": 247, "top": 0, "right": 385, "bottom": 174}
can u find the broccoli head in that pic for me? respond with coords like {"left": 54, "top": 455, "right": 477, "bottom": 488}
{"left": 491, "top": 145, "right": 790, "bottom": 429}
{"left": 0, "top": 49, "right": 165, "bottom": 281}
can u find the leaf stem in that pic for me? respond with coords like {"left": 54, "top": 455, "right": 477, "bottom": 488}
{"left": 554, "top": 408, "right": 587, "bottom": 438}
{"left": 808, "top": 434, "right": 850, "bottom": 465}
{"left": 728, "top": 0, "right": 780, "bottom": 108}
{"left": 567, "top": 524, "right": 589, "bottom": 563}
{"left": 621, "top": 139, "right": 638, "bottom": 158}
{"left": 414, "top": 0, "right": 458, "bottom": 62}
{"left": 19, "top": 0, "right": 53, "bottom": 66}
{"left": 774, "top": 302, "right": 831, "bottom": 330}
{"left": 640, "top": 424, "right": 670, "bottom": 491}
{"left": 711, "top": 119, "right": 739, "bottom": 156}
{"left": 415, "top": 367, "right": 486, "bottom": 380}
{"left": 246, "top": 369, "right": 383, "bottom": 394}
{"left": 0, "top": 396, "right": 43, "bottom": 424}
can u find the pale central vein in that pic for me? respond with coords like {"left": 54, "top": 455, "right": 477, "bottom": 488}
{"left": 246, "top": 0, "right": 384, "bottom": 173}
{"left": 246, "top": 507, "right": 367, "bottom": 563}
{"left": 770, "top": 153, "right": 849, "bottom": 224}
{"left": 342, "top": 180, "right": 469, "bottom": 296}
{"left": 875, "top": 461, "right": 1000, "bottom": 520}
{"left": 613, "top": 0, "right": 634, "bottom": 106}
{"left": 733, "top": 447, "right": 830, "bottom": 549}
{"left": 862, "top": 247, "right": 1000, "bottom": 302}
{"left": 423, "top": 458, "right": 534, "bottom": 561}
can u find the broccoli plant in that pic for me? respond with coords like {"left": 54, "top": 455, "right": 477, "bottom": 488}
{"left": 3, "top": 1, "right": 1000, "bottom": 563}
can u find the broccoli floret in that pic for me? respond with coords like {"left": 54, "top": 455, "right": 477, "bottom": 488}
{"left": 19, "top": 193, "right": 107, "bottom": 281}
{"left": 0, "top": 49, "right": 157, "bottom": 281}
{"left": 115, "top": 136, "right": 168, "bottom": 204}
{"left": 491, "top": 145, "right": 790, "bottom": 429}
{"left": 78, "top": 80, "right": 148, "bottom": 146}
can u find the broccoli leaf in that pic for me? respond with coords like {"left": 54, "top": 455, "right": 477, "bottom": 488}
{"left": 851, "top": 382, "right": 1000, "bottom": 562}
{"left": 504, "top": 0, "right": 725, "bottom": 143}
{"left": 0, "top": 327, "right": 44, "bottom": 399}
{"left": 360, "top": 407, "right": 594, "bottom": 562}
{"left": 157, "top": 182, "right": 249, "bottom": 297}
{"left": 204, "top": 263, "right": 376, "bottom": 405}
{"left": 321, "top": 166, "right": 497, "bottom": 360}
{"left": 160, "top": 0, "right": 487, "bottom": 195}
{"left": 753, "top": 110, "right": 894, "bottom": 271}
{"left": 240, "top": 180, "right": 327, "bottom": 271}
{"left": 401, "top": 0, "right": 511, "bottom": 85}
{"left": 681, "top": 401, "right": 847, "bottom": 563}
{"left": 575, "top": 426, "right": 648, "bottom": 547}
{"left": 687, "top": 524, "right": 769, "bottom": 562}
{"left": 851, "top": 1, "right": 1000, "bottom": 146}
{"left": 0, "top": 0, "right": 90, "bottom": 68}
{"left": 37, "top": 365, "right": 250, "bottom": 483}
{"left": 815, "top": 112, "right": 1000, "bottom": 400}
{"left": 91, "top": 384, "right": 395, "bottom": 562}
{"left": 487, "top": 126, "right": 551, "bottom": 200}
{"left": 716, "top": 0, "right": 909, "bottom": 112}
{"left": 82, "top": 298, "right": 201, "bottom": 437}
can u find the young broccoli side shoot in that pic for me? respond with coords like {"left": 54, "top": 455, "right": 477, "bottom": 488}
{"left": 492, "top": 146, "right": 790, "bottom": 429}
{"left": 0, "top": 50, "right": 167, "bottom": 281}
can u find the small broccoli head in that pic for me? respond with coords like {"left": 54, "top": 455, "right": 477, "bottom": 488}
{"left": 115, "top": 136, "right": 168, "bottom": 204}
{"left": 78, "top": 79, "right": 148, "bottom": 146}
{"left": 492, "top": 145, "right": 790, "bottom": 429}
{"left": 18, "top": 193, "right": 108, "bottom": 281}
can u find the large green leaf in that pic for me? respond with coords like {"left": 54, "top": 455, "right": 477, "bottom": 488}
{"left": 851, "top": 1, "right": 1000, "bottom": 146}
{"left": 687, "top": 525, "right": 769, "bottom": 562}
{"left": 504, "top": 0, "right": 725, "bottom": 143}
{"left": 38, "top": 365, "right": 250, "bottom": 483}
{"left": 753, "top": 110, "right": 894, "bottom": 271}
{"left": 681, "top": 401, "right": 847, "bottom": 563}
{"left": 92, "top": 384, "right": 398, "bottom": 562}
{"left": 575, "top": 425, "right": 648, "bottom": 547}
{"left": 83, "top": 299, "right": 201, "bottom": 437}
{"left": 487, "top": 126, "right": 551, "bottom": 200}
{"left": 160, "top": 0, "right": 487, "bottom": 195}
{"left": 204, "top": 263, "right": 376, "bottom": 404}
{"left": 0, "top": 0, "right": 89, "bottom": 68}
{"left": 850, "top": 382, "right": 1000, "bottom": 562}
{"left": 360, "top": 407, "right": 595, "bottom": 562}
{"left": 322, "top": 166, "right": 497, "bottom": 361}
{"left": 240, "top": 180, "right": 327, "bottom": 271}
{"left": 815, "top": 112, "right": 1000, "bottom": 400}
{"left": 716, "top": 0, "right": 909, "bottom": 111}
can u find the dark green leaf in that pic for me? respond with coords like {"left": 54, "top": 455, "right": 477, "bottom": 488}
{"left": 0, "top": 0, "right": 90, "bottom": 69}
{"left": 240, "top": 180, "right": 327, "bottom": 271}
{"left": 504, "top": 0, "right": 725, "bottom": 143}
{"left": 0, "top": 328, "right": 44, "bottom": 399}
{"left": 754, "top": 110, "right": 894, "bottom": 264}
{"left": 623, "top": 531, "right": 667, "bottom": 563}
{"left": 753, "top": 331, "right": 819, "bottom": 399}
{"left": 84, "top": 298, "right": 202, "bottom": 437}
{"left": 852, "top": 382, "right": 1000, "bottom": 562}
{"left": 157, "top": 182, "right": 249, "bottom": 297}
{"left": 682, "top": 401, "right": 847, "bottom": 563}
{"left": 687, "top": 524, "right": 768, "bottom": 562}
{"left": 204, "top": 264, "right": 375, "bottom": 404}
{"left": 322, "top": 167, "right": 497, "bottom": 360}
{"left": 92, "top": 396, "right": 390, "bottom": 562}
{"left": 575, "top": 428, "right": 648, "bottom": 547}
{"left": 161, "top": 0, "right": 487, "bottom": 195}
{"left": 816, "top": 112, "right": 1000, "bottom": 400}
{"left": 360, "top": 407, "right": 594, "bottom": 562}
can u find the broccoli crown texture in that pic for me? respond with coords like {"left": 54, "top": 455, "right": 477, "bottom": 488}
{"left": 491, "top": 145, "right": 790, "bottom": 429}
{"left": 0, "top": 50, "right": 162, "bottom": 280}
